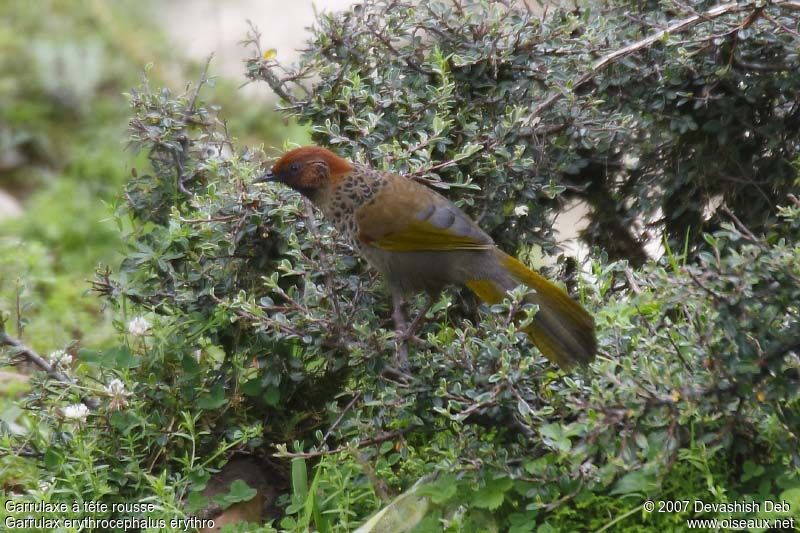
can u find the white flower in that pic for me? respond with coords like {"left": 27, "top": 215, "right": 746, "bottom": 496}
{"left": 514, "top": 205, "right": 530, "bottom": 216}
{"left": 49, "top": 349, "right": 72, "bottom": 369}
{"left": 104, "top": 378, "right": 126, "bottom": 395}
{"left": 104, "top": 378, "right": 131, "bottom": 410}
{"left": 31, "top": 478, "right": 53, "bottom": 495}
{"left": 193, "top": 349, "right": 202, "bottom": 362}
{"left": 127, "top": 316, "right": 151, "bottom": 336}
{"left": 61, "top": 403, "right": 89, "bottom": 422}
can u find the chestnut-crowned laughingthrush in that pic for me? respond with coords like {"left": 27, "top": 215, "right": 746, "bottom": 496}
{"left": 256, "top": 146, "right": 595, "bottom": 369}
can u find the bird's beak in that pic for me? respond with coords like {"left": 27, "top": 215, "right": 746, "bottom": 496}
{"left": 253, "top": 169, "right": 276, "bottom": 184}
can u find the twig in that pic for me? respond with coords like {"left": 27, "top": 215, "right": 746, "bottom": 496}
{"left": 276, "top": 427, "right": 422, "bottom": 459}
{"left": 184, "top": 54, "right": 214, "bottom": 123}
{"left": 526, "top": 1, "right": 780, "bottom": 124}
{"left": 321, "top": 391, "right": 362, "bottom": 446}
{"left": 685, "top": 269, "right": 725, "bottom": 302}
{"left": 762, "top": 11, "right": 800, "bottom": 39}
{"left": 179, "top": 214, "right": 239, "bottom": 224}
{"left": 14, "top": 279, "right": 22, "bottom": 338}
{"left": 622, "top": 266, "right": 642, "bottom": 295}
{"left": 173, "top": 56, "right": 214, "bottom": 198}
{"left": 244, "top": 21, "right": 301, "bottom": 105}
{"left": 720, "top": 204, "right": 759, "bottom": 242}
{"left": 0, "top": 330, "right": 99, "bottom": 409}
{"left": 303, "top": 200, "right": 344, "bottom": 324}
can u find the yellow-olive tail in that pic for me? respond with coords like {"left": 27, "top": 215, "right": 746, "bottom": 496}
{"left": 466, "top": 250, "right": 596, "bottom": 369}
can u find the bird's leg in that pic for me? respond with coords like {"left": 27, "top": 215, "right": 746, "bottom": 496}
{"left": 391, "top": 291, "right": 408, "bottom": 332}
{"left": 391, "top": 291, "right": 410, "bottom": 368}
{"left": 388, "top": 293, "right": 434, "bottom": 373}
{"left": 399, "top": 295, "right": 435, "bottom": 342}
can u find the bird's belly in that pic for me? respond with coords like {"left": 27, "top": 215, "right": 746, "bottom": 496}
{"left": 360, "top": 246, "right": 494, "bottom": 295}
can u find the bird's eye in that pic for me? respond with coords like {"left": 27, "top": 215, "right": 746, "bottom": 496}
{"left": 290, "top": 163, "right": 301, "bottom": 172}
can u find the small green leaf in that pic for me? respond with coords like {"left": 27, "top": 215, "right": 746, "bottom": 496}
{"left": 292, "top": 457, "right": 308, "bottom": 502}
{"left": 185, "top": 491, "right": 209, "bottom": 514}
{"left": 417, "top": 474, "right": 458, "bottom": 505}
{"left": 197, "top": 384, "right": 227, "bottom": 410}
{"left": 241, "top": 379, "right": 263, "bottom": 397}
{"left": 539, "top": 423, "right": 571, "bottom": 453}
{"left": 77, "top": 349, "right": 102, "bottom": 364}
{"left": 188, "top": 468, "right": 210, "bottom": 491}
{"left": 44, "top": 448, "right": 62, "bottom": 470}
{"left": 226, "top": 479, "right": 258, "bottom": 503}
{"left": 611, "top": 471, "right": 658, "bottom": 496}
{"left": 264, "top": 385, "right": 280, "bottom": 406}
{"left": 100, "top": 346, "right": 138, "bottom": 369}
{"left": 472, "top": 476, "right": 513, "bottom": 510}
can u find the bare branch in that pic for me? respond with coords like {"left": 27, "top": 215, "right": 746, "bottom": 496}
{"left": 622, "top": 266, "right": 642, "bottom": 295}
{"left": 720, "top": 204, "right": 759, "bottom": 242}
{"left": 0, "top": 330, "right": 99, "bottom": 409}
{"left": 276, "top": 427, "right": 422, "bottom": 459}
{"left": 526, "top": 1, "right": 788, "bottom": 124}
{"left": 243, "top": 21, "right": 304, "bottom": 105}
{"left": 184, "top": 54, "right": 214, "bottom": 123}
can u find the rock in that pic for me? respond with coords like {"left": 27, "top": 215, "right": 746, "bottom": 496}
{"left": 196, "top": 457, "right": 276, "bottom": 532}
{"left": 0, "top": 189, "right": 23, "bottom": 220}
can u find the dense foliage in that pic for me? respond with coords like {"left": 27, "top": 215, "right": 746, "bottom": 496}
{"left": 248, "top": 0, "right": 800, "bottom": 264}
{"left": 2, "top": 0, "right": 799, "bottom": 532}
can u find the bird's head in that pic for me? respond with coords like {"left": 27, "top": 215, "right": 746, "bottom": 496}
{"left": 255, "top": 146, "right": 353, "bottom": 200}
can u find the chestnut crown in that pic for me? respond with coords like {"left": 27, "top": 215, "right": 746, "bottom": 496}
{"left": 257, "top": 146, "right": 353, "bottom": 197}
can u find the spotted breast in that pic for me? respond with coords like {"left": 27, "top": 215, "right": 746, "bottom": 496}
{"left": 317, "top": 164, "right": 389, "bottom": 248}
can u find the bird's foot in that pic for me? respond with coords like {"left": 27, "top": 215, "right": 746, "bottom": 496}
{"left": 386, "top": 293, "right": 433, "bottom": 378}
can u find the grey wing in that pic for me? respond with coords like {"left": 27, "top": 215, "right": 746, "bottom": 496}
{"left": 414, "top": 191, "right": 495, "bottom": 246}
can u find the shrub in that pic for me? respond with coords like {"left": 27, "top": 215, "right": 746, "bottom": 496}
{"left": 246, "top": 0, "right": 800, "bottom": 263}
{"left": 2, "top": 0, "right": 799, "bottom": 531}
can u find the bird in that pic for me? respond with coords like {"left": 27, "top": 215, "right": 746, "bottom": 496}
{"left": 255, "top": 146, "right": 595, "bottom": 370}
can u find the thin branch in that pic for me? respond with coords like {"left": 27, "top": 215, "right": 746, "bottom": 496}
{"left": 720, "top": 204, "right": 759, "bottom": 242}
{"left": 762, "top": 11, "right": 800, "bottom": 38}
{"left": 184, "top": 54, "right": 214, "bottom": 123}
{"left": 685, "top": 269, "right": 725, "bottom": 302}
{"left": 622, "top": 266, "right": 643, "bottom": 295}
{"left": 276, "top": 427, "right": 422, "bottom": 459}
{"left": 0, "top": 330, "right": 99, "bottom": 409}
{"left": 303, "top": 200, "right": 344, "bottom": 325}
{"left": 525, "top": 1, "right": 782, "bottom": 124}
{"left": 244, "top": 21, "right": 302, "bottom": 105}
{"left": 321, "top": 392, "right": 362, "bottom": 446}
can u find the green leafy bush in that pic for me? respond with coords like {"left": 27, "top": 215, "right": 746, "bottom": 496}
{"left": 247, "top": 0, "right": 800, "bottom": 263}
{"left": 1, "top": 1, "right": 799, "bottom": 532}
